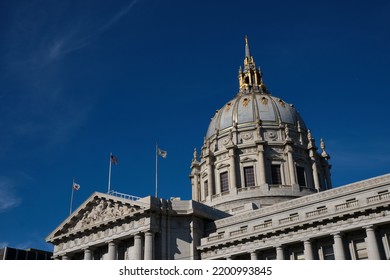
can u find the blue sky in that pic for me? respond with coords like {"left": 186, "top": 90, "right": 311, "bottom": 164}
{"left": 1, "top": 0, "right": 390, "bottom": 251}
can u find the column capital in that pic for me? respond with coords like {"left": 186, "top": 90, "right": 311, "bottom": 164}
{"left": 106, "top": 239, "right": 118, "bottom": 245}
{"left": 60, "top": 254, "right": 71, "bottom": 260}
{"left": 81, "top": 246, "right": 95, "bottom": 252}
{"left": 363, "top": 224, "right": 376, "bottom": 230}
{"left": 256, "top": 143, "right": 265, "bottom": 152}
{"left": 284, "top": 143, "right": 293, "bottom": 152}
{"left": 301, "top": 238, "right": 312, "bottom": 243}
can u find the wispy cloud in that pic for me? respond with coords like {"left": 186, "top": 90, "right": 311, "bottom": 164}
{"left": 0, "top": 177, "right": 21, "bottom": 213}
{"left": 43, "top": 0, "right": 140, "bottom": 64}
{"left": 1, "top": 1, "right": 141, "bottom": 158}
{"left": 100, "top": 0, "right": 139, "bottom": 33}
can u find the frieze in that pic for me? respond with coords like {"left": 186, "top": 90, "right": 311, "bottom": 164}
{"left": 64, "top": 198, "right": 144, "bottom": 236}
{"left": 56, "top": 217, "right": 148, "bottom": 253}
{"left": 216, "top": 153, "right": 229, "bottom": 162}
{"left": 242, "top": 147, "right": 256, "bottom": 154}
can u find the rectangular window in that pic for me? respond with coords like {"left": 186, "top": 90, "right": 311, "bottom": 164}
{"left": 244, "top": 166, "right": 255, "bottom": 187}
{"left": 296, "top": 166, "right": 306, "bottom": 186}
{"left": 271, "top": 165, "right": 282, "bottom": 185}
{"left": 204, "top": 180, "right": 208, "bottom": 197}
{"left": 220, "top": 172, "right": 229, "bottom": 193}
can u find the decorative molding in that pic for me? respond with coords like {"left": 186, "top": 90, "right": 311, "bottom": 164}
{"left": 240, "top": 157, "right": 256, "bottom": 163}
{"left": 241, "top": 132, "right": 253, "bottom": 141}
{"left": 265, "top": 131, "right": 278, "bottom": 141}
{"left": 216, "top": 163, "right": 230, "bottom": 170}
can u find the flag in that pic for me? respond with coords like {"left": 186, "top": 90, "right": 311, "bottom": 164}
{"left": 158, "top": 148, "right": 167, "bottom": 158}
{"left": 72, "top": 182, "right": 80, "bottom": 191}
{"left": 110, "top": 154, "right": 119, "bottom": 165}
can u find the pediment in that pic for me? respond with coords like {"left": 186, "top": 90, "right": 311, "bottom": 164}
{"left": 216, "top": 163, "right": 230, "bottom": 170}
{"left": 240, "top": 157, "right": 256, "bottom": 163}
{"left": 46, "top": 192, "right": 149, "bottom": 242}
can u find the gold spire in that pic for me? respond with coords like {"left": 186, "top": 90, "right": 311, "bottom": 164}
{"left": 238, "top": 36, "right": 268, "bottom": 95}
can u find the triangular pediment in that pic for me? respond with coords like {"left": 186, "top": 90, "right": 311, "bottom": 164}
{"left": 46, "top": 192, "right": 150, "bottom": 242}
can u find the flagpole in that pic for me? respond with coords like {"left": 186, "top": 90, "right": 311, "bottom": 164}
{"left": 69, "top": 178, "right": 75, "bottom": 215}
{"left": 155, "top": 143, "right": 158, "bottom": 198}
{"left": 108, "top": 152, "right": 112, "bottom": 194}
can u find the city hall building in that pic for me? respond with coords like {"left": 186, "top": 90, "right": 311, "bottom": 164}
{"left": 46, "top": 38, "right": 390, "bottom": 260}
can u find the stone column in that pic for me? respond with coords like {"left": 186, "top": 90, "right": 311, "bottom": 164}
{"left": 250, "top": 251, "right": 258, "bottom": 260}
{"left": 228, "top": 148, "right": 237, "bottom": 190}
{"left": 192, "top": 172, "right": 200, "bottom": 201}
{"left": 191, "top": 160, "right": 200, "bottom": 201}
{"left": 84, "top": 248, "right": 93, "bottom": 260}
{"left": 286, "top": 146, "right": 297, "bottom": 185}
{"left": 332, "top": 232, "right": 345, "bottom": 260}
{"left": 365, "top": 226, "right": 380, "bottom": 260}
{"left": 207, "top": 159, "right": 214, "bottom": 199}
{"left": 144, "top": 232, "right": 154, "bottom": 260}
{"left": 134, "top": 234, "right": 142, "bottom": 260}
{"left": 311, "top": 160, "right": 320, "bottom": 191}
{"left": 276, "top": 246, "right": 284, "bottom": 260}
{"left": 303, "top": 240, "right": 314, "bottom": 260}
{"left": 257, "top": 144, "right": 266, "bottom": 185}
{"left": 107, "top": 241, "right": 117, "bottom": 260}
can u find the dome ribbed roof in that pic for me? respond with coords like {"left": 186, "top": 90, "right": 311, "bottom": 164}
{"left": 206, "top": 93, "right": 307, "bottom": 139}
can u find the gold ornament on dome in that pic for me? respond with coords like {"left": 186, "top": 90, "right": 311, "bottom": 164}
{"left": 261, "top": 97, "right": 269, "bottom": 105}
{"left": 242, "top": 97, "right": 250, "bottom": 107}
{"left": 226, "top": 102, "right": 232, "bottom": 111}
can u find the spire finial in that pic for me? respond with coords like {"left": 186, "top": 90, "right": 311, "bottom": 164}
{"left": 238, "top": 36, "right": 269, "bottom": 95}
{"left": 245, "top": 35, "right": 251, "bottom": 58}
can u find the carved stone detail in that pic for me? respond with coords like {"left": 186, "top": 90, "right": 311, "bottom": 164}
{"left": 68, "top": 198, "right": 139, "bottom": 233}
{"left": 241, "top": 132, "right": 253, "bottom": 141}
{"left": 264, "top": 131, "right": 278, "bottom": 141}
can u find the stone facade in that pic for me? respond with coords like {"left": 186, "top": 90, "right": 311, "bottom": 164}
{"left": 199, "top": 174, "right": 390, "bottom": 260}
{"left": 46, "top": 192, "right": 227, "bottom": 260}
{"left": 46, "top": 38, "right": 390, "bottom": 260}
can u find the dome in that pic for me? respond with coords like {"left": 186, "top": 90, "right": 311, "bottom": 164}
{"left": 206, "top": 93, "right": 307, "bottom": 139}
{"left": 190, "top": 37, "right": 332, "bottom": 213}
